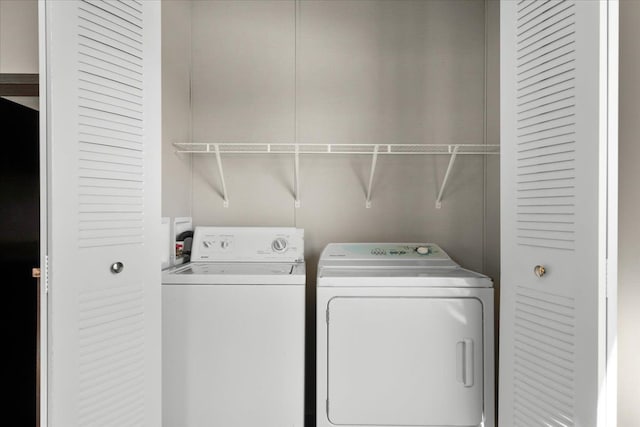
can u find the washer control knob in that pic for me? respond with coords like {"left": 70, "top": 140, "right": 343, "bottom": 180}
{"left": 220, "top": 240, "right": 230, "bottom": 249}
{"left": 416, "top": 246, "right": 430, "bottom": 255}
{"left": 272, "top": 238, "right": 288, "bottom": 253}
{"left": 203, "top": 241, "right": 212, "bottom": 248}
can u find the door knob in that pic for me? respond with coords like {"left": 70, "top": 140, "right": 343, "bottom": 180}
{"left": 110, "top": 262, "right": 124, "bottom": 274}
{"left": 534, "top": 265, "right": 546, "bottom": 278}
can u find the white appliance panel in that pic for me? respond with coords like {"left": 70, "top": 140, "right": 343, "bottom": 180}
{"left": 321, "top": 243, "right": 452, "bottom": 261}
{"left": 316, "top": 286, "right": 495, "bottom": 427}
{"left": 318, "top": 243, "right": 492, "bottom": 288}
{"left": 163, "top": 284, "right": 305, "bottom": 427}
{"left": 191, "top": 227, "right": 304, "bottom": 262}
{"left": 327, "top": 297, "right": 484, "bottom": 426}
{"left": 162, "top": 217, "right": 171, "bottom": 269}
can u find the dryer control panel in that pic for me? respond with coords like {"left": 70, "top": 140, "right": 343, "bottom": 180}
{"left": 318, "top": 243, "right": 459, "bottom": 269}
{"left": 191, "top": 227, "right": 304, "bottom": 263}
{"left": 322, "top": 243, "right": 450, "bottom": 260}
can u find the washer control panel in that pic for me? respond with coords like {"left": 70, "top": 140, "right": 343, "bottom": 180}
{"left": 191, "top": 227, "right": 304, "bottom": 262}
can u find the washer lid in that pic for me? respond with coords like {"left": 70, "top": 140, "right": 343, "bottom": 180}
{"left": 175, "top": 263, "right": 295, "bottom": 275}
{"left": 162, "top": 262, "right": 306, "bottom": 286}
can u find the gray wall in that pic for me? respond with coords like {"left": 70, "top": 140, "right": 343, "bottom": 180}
{"left": 161, "top": 0, "right": 192, "bottom": 219}
{"left": 619, "top": 1, "right": 640, "bottom": 425}
{"left": 187, "top": 0, "right": 495, "bottom": 278}
{"left": 0, "top": 0, "right": 38, "bottom": 110}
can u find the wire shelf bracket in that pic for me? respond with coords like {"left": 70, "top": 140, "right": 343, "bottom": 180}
{"left": 211, "top": 144, "right": 229, "bottom": 208}
{"left": 435, "top": 145, "right": 460, "bottom": 209}
{"left": 365, "top": 145, "right": 380, "bottom": 208}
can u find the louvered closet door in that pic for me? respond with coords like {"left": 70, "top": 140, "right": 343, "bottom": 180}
{"left": 42, "top": 1, "right": 161, "bottom": 426}
{"left": 500, "top": 1, "right": 616, "bottom": 426}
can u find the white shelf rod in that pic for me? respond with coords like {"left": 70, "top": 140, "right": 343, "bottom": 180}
{"left": 365, "top": 145, "right": 379, "bottom": 208}
{"left": 174, "top": 143, "right": 499, "bottom": 156}
{"left": 213, "top": 144, "right": 229, "bottom": 208}
{"left": 435, "top": 145, "right": 460, "bottom": 209}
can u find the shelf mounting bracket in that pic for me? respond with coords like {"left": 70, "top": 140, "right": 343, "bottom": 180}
{"left": 294, "top": 144, "right": 301, "bottom": 208}
{"left": 435, "top": 145, "right": 460, "bottom": 209}
{"left": 212, "top": 144, "right": 229, "bottom": 208}
{"left": 365, "top": 145, "right": 380, "bottom": 208}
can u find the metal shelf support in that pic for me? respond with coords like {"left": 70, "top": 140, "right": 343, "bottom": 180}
{"left": 212, "top": 144, "right": 229, "bottom": 208}
{"left": 365, "top": 145, "right": 380, "bottom": 208}
{"left": 435, "top": 145, "right": 460, "bottom": 209}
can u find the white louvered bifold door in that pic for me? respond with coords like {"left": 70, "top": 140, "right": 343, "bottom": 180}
{"left": 500, "top": 1, "right": 617, "bottom": 426}
{"left": 41, "top": 1, "right": 161, "bottom": 425}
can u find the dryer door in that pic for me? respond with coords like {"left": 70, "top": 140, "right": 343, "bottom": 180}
{"left": 327, "top": 297, "right": 484, "bottom": 426}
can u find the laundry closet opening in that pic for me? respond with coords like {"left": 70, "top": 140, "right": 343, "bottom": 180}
{"left": 0, "top": 97, "right": 39, "bottom": 426}
{"left": 161, "top": 1, "right": 500, "bottom": 425}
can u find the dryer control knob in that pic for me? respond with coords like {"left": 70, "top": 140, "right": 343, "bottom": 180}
{"left": 416, "top": 246, "right": 430, "bottom": 255}
{"left": 272, "top": 238, "right": 288, "bottom": 253}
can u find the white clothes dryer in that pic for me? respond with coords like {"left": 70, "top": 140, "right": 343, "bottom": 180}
{"left": 162, "top": 227, "right": 305, "bottom": 427}
{"left": 316, "top": 243, "right": 494, "bottom": 427}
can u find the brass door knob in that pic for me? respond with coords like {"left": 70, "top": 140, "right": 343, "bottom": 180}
{"left": 534, "top": 265, "right": 546, "bottom": 278}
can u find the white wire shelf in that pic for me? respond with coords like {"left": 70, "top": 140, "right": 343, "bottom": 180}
{"left": 174, "top": 143, "right": 500, "bottom": 155}
{"left": 173, "top": 143, "right": 500, "bottom": 209}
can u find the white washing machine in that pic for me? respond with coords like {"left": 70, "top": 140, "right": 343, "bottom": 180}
{"left": 316, "top": 243, "right": 494, "bottom": 427}
{"left": 162, "top": 227, "right": 305, "bottom": 427}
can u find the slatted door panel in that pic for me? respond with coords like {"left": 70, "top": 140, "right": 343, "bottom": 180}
{"left": 500, "top": 1, "right": 614, "bottom": 426}
{"left": 42, "top": 1, "right": 161, "bottom": 426}
{"left": 512, "top": 286, "right": 576, "bottom": 425}
{"left": 77, "top": 0, "right": 146, "bottom": 249}
{"left": 516, "top": 0, "right": 577, "bottom": 252}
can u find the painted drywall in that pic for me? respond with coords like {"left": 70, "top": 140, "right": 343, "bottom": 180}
{"left": 619, "top": 1, "right": 640, "bottom": 425}
{"left": 189, "top": 0, "right": 490, "bottom": 272}
{"left": 0, "top": 0, "right": 38, "bottom": 72}
{"left": 190, "top": 0, "right": 297, "bottom": 228}
{"left": 161, "top": 0, "right": 192, "bottom": 219}
{"left": 0, "top": 0, "right": 38, "bottom": 110}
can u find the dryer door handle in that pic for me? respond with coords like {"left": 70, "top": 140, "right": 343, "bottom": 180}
{"left": 456, "top": 338, "right": 474, "bottom": 387}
